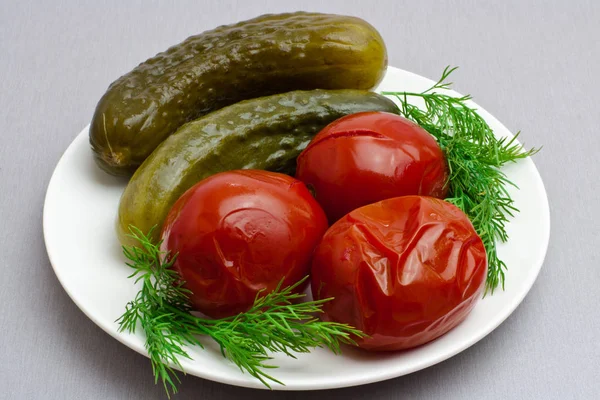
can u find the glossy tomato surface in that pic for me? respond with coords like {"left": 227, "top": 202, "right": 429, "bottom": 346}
{"left": 296, "top": 112, "right": 448, "bottom": 222}
{"left": 161, "top": 170, "right": 328, "bottom": 319}
{"left": 311, "top": 196, "right": 487, "bottom": 351}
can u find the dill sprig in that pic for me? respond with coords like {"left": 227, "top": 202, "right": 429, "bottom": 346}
{"left": 382, "top": 66, "right": 538, "bottom": 294}
{"left": 116, "top": 226, "right": 364, "bottom": 397}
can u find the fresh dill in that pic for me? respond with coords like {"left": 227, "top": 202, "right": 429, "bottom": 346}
{"left": 116, "top": 226, "right": 364, "bottom": 397}
{"left": 382, "top": 66, "right": 538, "bottom": 293}
{"left": 117, "top": 66, "right": 537, "bottom": 397}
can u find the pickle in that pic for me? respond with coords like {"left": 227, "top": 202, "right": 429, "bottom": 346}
{"left": 117, "top": 89, "right": 399, "bottom": 245}
{"left": 90, "top": 12, "right": 388, "bottom": 176}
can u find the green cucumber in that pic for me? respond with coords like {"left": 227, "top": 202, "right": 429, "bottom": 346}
{"left": 90, "top": 12, "right": 388, "bottom": 176}
{"left": 117, "top": 89, "right": 399, "bottom": 245}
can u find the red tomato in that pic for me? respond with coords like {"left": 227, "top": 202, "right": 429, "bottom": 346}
{"left": 160, "top": 170, "right": 328, "bottom": 319}
{"left": 311, "top": 196, "right": 487, "bottom": 351}
{"left": 296, "top": 112, "right": 448, "bottom": 222}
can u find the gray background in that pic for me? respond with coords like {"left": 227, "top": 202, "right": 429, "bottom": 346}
{"left": 1, "top": 0, "right": 598, "bottom": 399}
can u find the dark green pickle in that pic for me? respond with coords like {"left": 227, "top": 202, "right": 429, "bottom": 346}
{"left": 117, "top": 89, "right": 399, "bottom": 245}
{"left": 90, "top": 12, "right": 388, "bottom": 176}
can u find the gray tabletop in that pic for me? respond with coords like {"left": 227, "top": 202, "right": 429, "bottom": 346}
{"left": 1, "top": 0, "right": 598, "bottom": 399}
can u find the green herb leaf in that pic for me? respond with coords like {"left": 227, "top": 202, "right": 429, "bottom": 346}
{"left": 382, "top": 66, "right": 539, "bottom": 294}
{"left": 116, "top": 226, "right": 364, "bottom": 397}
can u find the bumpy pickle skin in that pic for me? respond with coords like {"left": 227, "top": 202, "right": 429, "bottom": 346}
{"left": 90, "top": 12, "right": 388, "bottom": 176}
{"left": 117, "top": 89, "right": 399, "bottom": 246}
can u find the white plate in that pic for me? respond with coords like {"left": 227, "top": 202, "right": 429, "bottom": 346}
{"left": 43, "top": 66, "right": 550, "bottom": 390}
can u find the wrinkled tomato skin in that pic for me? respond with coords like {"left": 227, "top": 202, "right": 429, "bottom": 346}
{"left": 161, "top": 170, "right": 328, "bottom": 319}
{"left": 296, "top": 112, "right": 449, "bottom": 223}
{"left": 311, "top": 196, "right": 487, "bottom": 351}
